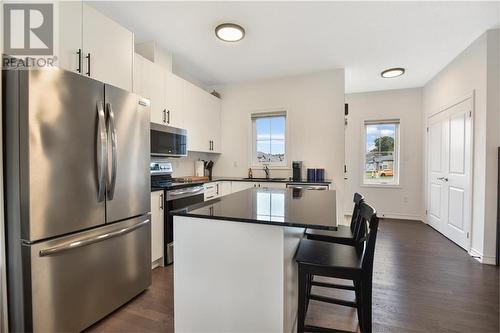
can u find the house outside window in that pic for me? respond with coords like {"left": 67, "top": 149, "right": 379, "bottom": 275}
{"left": 252, "top": 111, "right": 287, "bottom": 166}
{"left": 363, "top": 120, "right": 400, "bottom": 185}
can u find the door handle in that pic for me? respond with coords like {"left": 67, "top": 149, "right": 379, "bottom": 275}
{"left": 106, "top": 102, "right": 118, "bottom": 200}
{"left": 76, "top": 49, "right": 82, "bottom": 73}
{"left": 39, "top": 219, "right": 150, "bottom": 256}
{"left": 96, "top": 101, "right": 107, "bottom": 202}
{"left": 85, "top": 53, "right": 91, "bottom": 76}
{"left": 437, "top": 177, "right": 449, "bottom": 182}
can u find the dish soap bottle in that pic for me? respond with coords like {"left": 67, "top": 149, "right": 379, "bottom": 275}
{"left": 248, "top": 168, "right": 253, "bottom": 179}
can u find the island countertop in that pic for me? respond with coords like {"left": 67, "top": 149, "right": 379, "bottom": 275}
{"left": 171, "top": 187, "right": 337, "bottom": 230}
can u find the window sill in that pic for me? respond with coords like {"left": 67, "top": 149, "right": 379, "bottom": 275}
{"left": 360, "top": 184, "right": 402, "bottom": 189}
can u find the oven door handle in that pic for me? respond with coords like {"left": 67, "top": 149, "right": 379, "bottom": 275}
{"left": 168, "top": 186, "right": 204, "bottom": 197}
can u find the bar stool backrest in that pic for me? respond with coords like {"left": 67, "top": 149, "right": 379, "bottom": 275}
{"left": 358, "top": 202, "right": 379, "bottom": 277}
{"left": 350, "top": 193, "right": 365, "bottom": 233}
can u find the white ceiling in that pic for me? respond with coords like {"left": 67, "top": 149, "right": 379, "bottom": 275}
{"left": 89, "top": 1, "right": 499, "bottom": 93}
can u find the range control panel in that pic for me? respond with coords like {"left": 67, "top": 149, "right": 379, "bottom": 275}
{"left": 150, "top": 161, "right": 173, "bottom": 175}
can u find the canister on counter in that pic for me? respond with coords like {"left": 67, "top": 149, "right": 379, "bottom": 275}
{"left": 307, "top": 168, "right": 317, "bottom": 182}
{"left": 315, "top": 168, "right": 325, "bottom": 181}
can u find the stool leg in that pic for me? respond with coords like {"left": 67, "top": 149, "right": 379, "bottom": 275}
{"left": 354, "top": 280, "right": 364, "bottom": 332}
{"left": 297, "top": 266, "right": 307, "bottom": 333}
{"left": 306, "top": 274, "right": 313, "bottom": 311}
{"left": 362, "top": 277, "right": 372, "bottom": 333}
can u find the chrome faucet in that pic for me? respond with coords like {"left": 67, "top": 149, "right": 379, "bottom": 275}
{"left": 263, "top": 164, "right": 270, "bottom": 179}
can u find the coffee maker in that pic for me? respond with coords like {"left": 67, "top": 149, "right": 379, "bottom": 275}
{"left": 292, "top": 161, "right": 302, "bottom": 181}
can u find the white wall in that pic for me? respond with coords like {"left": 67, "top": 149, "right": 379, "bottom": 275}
{"left": 423, "top": 29, "right": 499, "bottom": 264}
{"left": 211, "top": 70, "right": 345, "bottom": 222}
{"left": 345, "top": 88, "right": 424, "bottom": 220}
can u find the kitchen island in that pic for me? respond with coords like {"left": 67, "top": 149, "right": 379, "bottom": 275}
{"left": 171, "top": 187, "right": 337, "bottom": 333}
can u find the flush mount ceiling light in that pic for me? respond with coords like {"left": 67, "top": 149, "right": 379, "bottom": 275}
{"left": 381, "top": 67, "right": 405, "bottom": 78}
{"left": 215, "top": 23, "right": 245, "bottom": 42}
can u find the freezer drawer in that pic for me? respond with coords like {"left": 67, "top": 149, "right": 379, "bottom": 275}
{"left": 24, "top": 215, "right": 151, "bottom": 332}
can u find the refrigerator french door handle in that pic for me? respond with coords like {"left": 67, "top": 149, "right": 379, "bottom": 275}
{"left": 106, "top": 102, "right": 118, "bottom": 200}
{"left": 97, "top": 101, "right": 107, "bottom": 202}
{"left": 38, "top": 219, "right": 150, "bottom": 257}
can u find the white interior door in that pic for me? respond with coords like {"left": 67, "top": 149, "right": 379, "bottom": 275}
{"left": 427, "top": 98, "right": 472, "bottom": 250}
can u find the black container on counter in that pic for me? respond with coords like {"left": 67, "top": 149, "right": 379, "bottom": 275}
{"left": 307, "top": 168, "right": 317, "bottom": 182}
{"left": 315, "top": 168, "right": 325, "bottom": 182}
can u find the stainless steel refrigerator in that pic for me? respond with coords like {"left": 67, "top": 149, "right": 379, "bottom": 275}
{"left": 3, "top": 68, "right": 152, "bottom": 332}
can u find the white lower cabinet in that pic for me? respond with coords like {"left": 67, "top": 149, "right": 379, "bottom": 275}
{"left": 151, "top": 191, "right": 164, "bottom": 267}
{"left": 229, "top": 181, "right": 287, "bottom": 193}
{"left": 204, "top": 182, "right": 219, "bottom": 201}
{"left": 230, "top": 182, "right": 255, "bottom": 193}
{"left": 218, "top": 181, "right": 232, "bottom": 197}
{"left": 259, "top": 182, "right": 287, "bottom": 189}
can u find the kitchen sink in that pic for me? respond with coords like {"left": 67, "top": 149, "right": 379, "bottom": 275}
{"left": 242, "top": 177, "right": 287, "bottom": 181}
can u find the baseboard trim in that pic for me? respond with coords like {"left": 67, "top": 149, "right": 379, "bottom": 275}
{"left": 469, "top": 248, "right": 496, "bottom": 265}
{"left": 344, "top": 211, "right": 424, "bottom": 222}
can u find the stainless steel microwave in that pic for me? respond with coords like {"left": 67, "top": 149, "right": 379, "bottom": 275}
{"left": 150, "top": 123, "right": 187, "bottom": 157}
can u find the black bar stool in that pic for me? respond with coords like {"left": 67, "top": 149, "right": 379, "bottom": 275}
{"left": 304, "top": 193, "right": 366, "bottom": 299}
{"left": 295, "top": 202, "right": 379, "bottom": 333}
{"left": 304, "top": 193, "right": 365, "bottom": 246}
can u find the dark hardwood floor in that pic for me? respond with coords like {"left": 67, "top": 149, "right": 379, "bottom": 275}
{"left": 85, "top": 219, "right": 499, "bottom": 333}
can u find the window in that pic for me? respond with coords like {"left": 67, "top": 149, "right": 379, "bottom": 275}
{"left": 252, "top": 112, "right": 286, "bottom": 166}
{"left": 363, "top": 120, "right": 400, "bottom": 185}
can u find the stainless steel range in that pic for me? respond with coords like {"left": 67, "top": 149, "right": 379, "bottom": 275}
{"left": 151, "top": 162, "right": 205, "bottom": 265}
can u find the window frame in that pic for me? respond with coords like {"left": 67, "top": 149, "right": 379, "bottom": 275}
{"left": 251, "top": 110, "right": 288, "bottom": 168}
{"left": 361, "top": 119, "right": 401, "bottom": 187}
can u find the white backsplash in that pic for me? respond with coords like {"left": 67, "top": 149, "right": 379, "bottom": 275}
{"left": 152, "top": 152, "right": 220, "bottom": 178}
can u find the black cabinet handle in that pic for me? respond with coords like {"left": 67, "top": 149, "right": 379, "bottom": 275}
{"left": 76, "top": 49, "right": 82, "bottom": 73}
{"left": 85, "top": 53, "right": 91, "bottom": 76}
{"left": 163, "top": 109, "right": 167, "bottom": 123}
{"left": 167, "top": 110, "right": 170, "bottom": 124}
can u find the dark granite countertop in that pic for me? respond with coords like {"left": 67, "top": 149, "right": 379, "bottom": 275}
{"left": 212, "top": 177, "right": 332, "bottom": 184}
{"left": 171, "top": 187, "right": 337, "bottom": 230}
{"left": 151, "top": 177, "right": 332, "bottom": 192}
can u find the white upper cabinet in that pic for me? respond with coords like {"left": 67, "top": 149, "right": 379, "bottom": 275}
{"left": 184, "top": 80, "right": 221, "bottom": 153}
{"left": 57, "top": 2, "right": 134, "bottom": 91}
{"left": 206, "top": 93, "right": 222, "bottom": 153}
{"left": 82, "top": 4, "right": 133, "bottom": 91}
{"left": 134, "top": 54, "right": 165, "bottom": 125}
{"left": 164, "top": 71, "right": 184, "bottom": 128}
{"left": 58, "top": 1, "right": 82, "bottom": 73}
